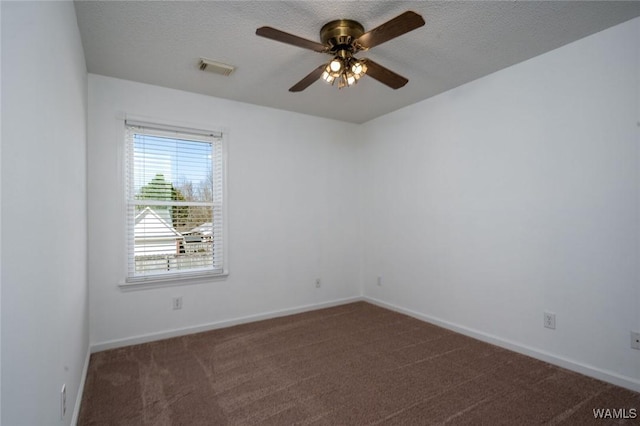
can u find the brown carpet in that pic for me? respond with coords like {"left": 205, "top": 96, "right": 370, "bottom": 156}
{"left": 78, "top": 302, "right": 639, "bottom": 425}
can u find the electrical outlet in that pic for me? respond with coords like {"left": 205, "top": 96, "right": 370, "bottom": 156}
{"left": 631, "top": 331, "right": 640, "bottom": 350}
{"left": 315, "top": 278, "right": 321, "bottom": 288}
{"left": 60, "top": 383, "right": 66, "bottom": 419}
{"left": 172, "top": 297, "right": 183, "bottom": 310}
{"left": 544, "top": 312, "right": 556, "bottom": 330}
{"left": 377, "top": 276, "right": 383, "bottom": 286}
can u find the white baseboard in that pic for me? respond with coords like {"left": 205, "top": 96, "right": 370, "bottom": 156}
{"left": 71, "top": 347, "right": 91, "bottom": 426}
{"left": 364, "top": 296, "right": 640, "bottom": 393}
{"left": 91, "top": 296, "right": 364, "bottom": 353}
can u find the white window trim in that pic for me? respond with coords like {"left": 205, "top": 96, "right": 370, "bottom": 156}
{"left": 118, "top": 114, "right": 229, "bottom": 288}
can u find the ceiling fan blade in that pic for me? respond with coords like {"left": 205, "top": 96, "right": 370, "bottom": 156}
{"left": 362, "top": 59, "right": 408, "bottom": 89}
{"left": 356, "top": 11, "right": 425, "bottom": 50}
{"left": 289, "top": 63, "right": 327, "bottom": 92}
{"left": 256, "top": 27, "right": 327, "bottom": 53}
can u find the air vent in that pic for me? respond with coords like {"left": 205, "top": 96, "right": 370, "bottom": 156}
{"left": 198, "top": 58, "right": 235, "bottom": 76}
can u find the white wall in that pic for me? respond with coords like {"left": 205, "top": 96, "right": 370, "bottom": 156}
{"left": 1, "top": 1, "right": 89, "bottom": 425}
{"left": 360, "top": 17, "right": 640, "bottom": 390}
{"left": 88, "top": 75, "right": 361, "bottom": 348}
{"left": 0, "top": 2, "right": 3, "bottom": 422}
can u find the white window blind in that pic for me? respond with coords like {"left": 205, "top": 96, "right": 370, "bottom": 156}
{"left": 125, "top": 121, "right": 225, "bottom": 282}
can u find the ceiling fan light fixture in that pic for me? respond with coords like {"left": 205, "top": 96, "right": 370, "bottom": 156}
{"left": 329, "top": 58, "right": 343, "bottom": 73}
{"left": 321, "top": 68, "right": 336, "bottom": 84}
{"left": 346, "top": 74, "right": 356, "bottom": 86}
{"left": 351, "top": 60, "right": 366, "bottom": 77}
{"left": 322, "top": 56, "right": 367, "bottom": 89}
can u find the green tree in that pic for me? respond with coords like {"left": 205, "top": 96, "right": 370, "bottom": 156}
{"left": 137, "top": 173, "right": 189, "bottom": 230}
{"left": 138, "top": 173, "right": 173, "bottom": 201}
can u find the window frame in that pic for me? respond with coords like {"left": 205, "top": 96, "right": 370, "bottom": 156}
{"left": 120, "top": 117, "right": 229, "bottom": 287}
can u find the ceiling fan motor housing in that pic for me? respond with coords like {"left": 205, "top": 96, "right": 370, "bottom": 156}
{"left": 320, "top": 19, "right": 365, "bottom": 52}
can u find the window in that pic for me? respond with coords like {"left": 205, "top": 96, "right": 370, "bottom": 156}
{"left": 124, "top": 120, "right": 226, "bottom": 283}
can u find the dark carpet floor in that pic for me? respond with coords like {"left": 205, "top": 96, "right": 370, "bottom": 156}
{"left": 78, "top": 302, "right": 639, "bottom": 425}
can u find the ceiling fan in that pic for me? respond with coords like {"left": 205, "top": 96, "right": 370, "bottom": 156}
{"left": 256, "top": 11, "right": 425, "bottom": 92}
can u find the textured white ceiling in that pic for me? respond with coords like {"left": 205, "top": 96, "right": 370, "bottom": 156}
{"left": 74, "top": 1, "right": 640, "bottom": 124}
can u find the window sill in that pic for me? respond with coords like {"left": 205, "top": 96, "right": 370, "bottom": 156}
{"left": 120, "top": 270, "right": 229, "bottom": 291}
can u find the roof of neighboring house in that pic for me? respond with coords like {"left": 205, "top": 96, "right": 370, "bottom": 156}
{"left": 185, "top": 222, "right": 213, "bottom": 236}
{"left": 134, "top": 207, "right": 182, "bottom": 240}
